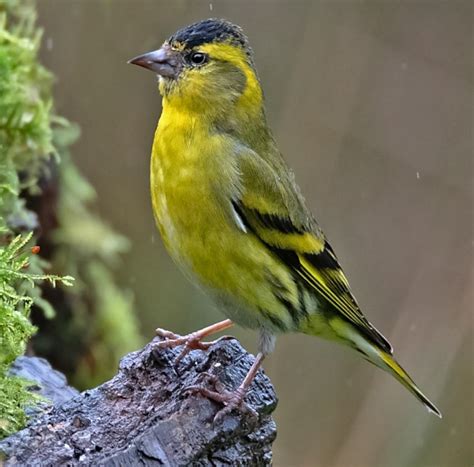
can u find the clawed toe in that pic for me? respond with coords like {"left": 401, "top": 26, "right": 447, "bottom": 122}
{"left": 155, "top": 328, "right": 180, "bottom": 340}
{"left": 184, "top": 378, "right": 257, "bottom": 423}
{"left": 154, "top": 330, "right": 235, "bottom": 368}
{"left": 153, "top": 323, "right": 263, "bottom": 424}
{"left": 212, "top": 389, "right": 257, "bottom": 424}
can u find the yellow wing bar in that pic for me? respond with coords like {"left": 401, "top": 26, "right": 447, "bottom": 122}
{"left": 233, "top": 200, "right": 393, "bottom": 354}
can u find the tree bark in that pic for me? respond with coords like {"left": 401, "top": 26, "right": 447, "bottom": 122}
{"left": 0, "top": 336, "right": 277, "bottom": 466}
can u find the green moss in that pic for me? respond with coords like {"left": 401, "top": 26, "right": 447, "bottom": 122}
{"left": 0, "top": 234, "right": 72, "bottom": 438}
{"left": 0, "top": 1, "right": 54, "bottom": 232}
{"left": 0, "top": 0, "right": 143, "bottom": 437}
{"left": 0, "top": 0, "right": 67, "bottom": 438}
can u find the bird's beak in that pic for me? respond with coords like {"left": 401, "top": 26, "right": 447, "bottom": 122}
{"left": 128, "top": 45, "right": 180, "bottom": 79}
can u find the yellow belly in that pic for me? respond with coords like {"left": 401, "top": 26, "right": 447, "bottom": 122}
{"left": 150, "top": 121, "right": 295, "bottom": 331}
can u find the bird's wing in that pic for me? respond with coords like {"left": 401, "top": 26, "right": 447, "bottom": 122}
{"left": 233, "top": 149, "right": 393, "bottom": 354}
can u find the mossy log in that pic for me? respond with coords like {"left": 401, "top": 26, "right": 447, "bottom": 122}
{"left": 0, "top": 336, "right": 277, "bottom": 466}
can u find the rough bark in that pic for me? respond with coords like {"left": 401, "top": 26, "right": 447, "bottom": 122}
{"left": 0, "top": 336, "right": 277, "bottom": 466}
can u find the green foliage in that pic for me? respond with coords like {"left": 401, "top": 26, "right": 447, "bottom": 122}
{"left": 0, "top": 0, "right": 143, "bottom": 438}
{"left": 0, "top": 369, "right": 33, "bottom": 437}
{"left": 0, "top": 0, "right": 73, "bottom": 438}
{"left": 0, "top": 235, "right": 36, "bottom": 369}
{"left": 0, "top": 0, "right": 54, "bottom": 233}
{"left": 0, "top": 233, "right": 72, "bottom": 437}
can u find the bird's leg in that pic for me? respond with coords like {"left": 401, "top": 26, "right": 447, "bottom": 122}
{"left": 186, "top": 352, "right": 265, "bottom": 423}
{"left": 155, "top": 319, "right": 234, "bottom": 365}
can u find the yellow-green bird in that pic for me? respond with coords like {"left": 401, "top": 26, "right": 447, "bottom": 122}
{"left": 129, "top": 18, "right": 441, "bottom": 420}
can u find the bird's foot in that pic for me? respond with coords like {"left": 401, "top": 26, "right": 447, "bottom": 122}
{"left": 185, "top": 373, "right": 257, "bottom": 423}
{"left": 155, "top": 320, "right": 233, "bottom": 367}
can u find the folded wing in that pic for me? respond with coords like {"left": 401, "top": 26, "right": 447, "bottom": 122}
{"left": 233, "top": 149, "right": 393, "bottom": 354}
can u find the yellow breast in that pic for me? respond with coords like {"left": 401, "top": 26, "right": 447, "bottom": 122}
{"left": 149, "top": 104, "right": 296, "bottom": 330}
{"left": 150, "top": 107, "right": 230, "bottom": 264}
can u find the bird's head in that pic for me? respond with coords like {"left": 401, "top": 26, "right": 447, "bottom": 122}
{"left": 129, "top": 19, "right": 263, "bottom": 118}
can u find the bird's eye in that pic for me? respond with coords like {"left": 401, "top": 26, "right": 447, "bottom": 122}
{"left": 189, "top": 52, "right": 208, "bottom": 66}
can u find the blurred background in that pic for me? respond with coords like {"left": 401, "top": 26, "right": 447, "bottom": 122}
{"left": 36, "top": 1, "right": 472, "bottom": 466}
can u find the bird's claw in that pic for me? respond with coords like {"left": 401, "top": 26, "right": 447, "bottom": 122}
{"left": 154, "top": 329, "right": 233, "bottom": 367}
{"left": 155, "top": 328, "right": 180, "bottom": 340}
{"left": 184, "top": 377, "right": 257, "bottom": 423}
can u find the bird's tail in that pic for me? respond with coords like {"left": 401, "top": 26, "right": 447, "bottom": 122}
{"left": 376, "top": 350, "right": 442, "bottom": 418}
{"left": 334, "top": 319, "right": 442, "bottom": 418}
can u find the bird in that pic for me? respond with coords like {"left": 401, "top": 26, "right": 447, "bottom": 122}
{"left": 129, "top": 18, "right": 441, "bottom": 421}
